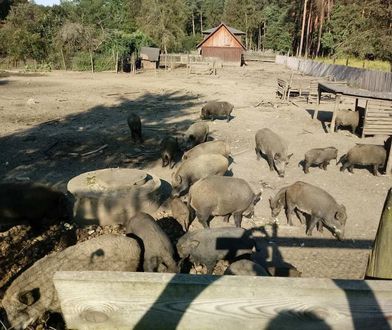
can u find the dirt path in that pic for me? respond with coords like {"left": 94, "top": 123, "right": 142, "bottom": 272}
{"left": 0, "top": 63, "right": 390, "bottom": 280}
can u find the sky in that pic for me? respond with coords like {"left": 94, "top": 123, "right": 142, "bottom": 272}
{"left": 33, "top": 0, "right": 61, "bottom": 6}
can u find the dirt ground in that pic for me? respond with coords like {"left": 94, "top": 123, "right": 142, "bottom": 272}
{"left": 0, "top": 61, "right": 390, "bottom": 291}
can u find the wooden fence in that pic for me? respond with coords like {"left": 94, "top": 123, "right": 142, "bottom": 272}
{"left": 276, "top": 55, "right": 392, "bottom": 93}
{"left": 54, "top": 271, "right": 392, "bottom": 329}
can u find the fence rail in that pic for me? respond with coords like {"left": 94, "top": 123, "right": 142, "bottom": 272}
{"left": 276, "top": 55, "right": 392, "bottom": 93}
{"left": 54, "top": 271, "right": 392, "bottom": 330}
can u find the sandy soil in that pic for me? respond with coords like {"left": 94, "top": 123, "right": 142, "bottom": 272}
{"left": 0, "top": 63, "right": 390, "bottom": 285}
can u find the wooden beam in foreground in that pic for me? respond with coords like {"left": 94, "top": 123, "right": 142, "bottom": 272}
{"left": 54, "top": 271, "right": 392, "bottom": 330}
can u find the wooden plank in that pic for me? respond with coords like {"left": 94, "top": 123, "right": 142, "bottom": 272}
{"left": 366, "top": 188, "right": 392, "bottom": 277}
{"left": 54, "top": 272, "right": 392, "bottom": 330}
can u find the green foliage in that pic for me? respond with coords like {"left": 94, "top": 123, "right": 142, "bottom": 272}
{"left": 0, "top": 0, "right": 390, "bottom": 69}
{"left": 262, "top": 3, "right": 294, "bottom": 53}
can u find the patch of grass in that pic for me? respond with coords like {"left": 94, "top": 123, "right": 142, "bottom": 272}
{"left": 314, "top": 57, "right": 391, "bottom": 72}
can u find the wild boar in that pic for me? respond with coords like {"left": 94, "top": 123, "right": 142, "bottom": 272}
{"left": 176, "top": 227, "right": 254, "bottom": 274}
{"left": 188, "top": 176, "right": 262, "bottom": 228}
{"left": 183, "top": 122, "right": 209, "bottom": 149}
{"left": 335, "top": 109, "right": 359, "bottom": 134}
{"left": 127, "top": 113, "right": 143, "bottom": 143}
{"left": 124, "top": 212, "right": 177, "bottom": 273}
{"left": 182, "top": 140, "right": 231, "bottom": 160}
{"left": 160, "top": 136, "right": 180, "bottom": 169}
{"left": 171, "top": 154, "right": 229, "bottom": 197}
{"left": 255, "top": 128, "right": 293, "bottom": 177}
{"left": 269, "top": 181, "right": 346, "bottom": 240}
{"left": 200, "top": 101, "right": 234, "bottom": 122}
{"left": 302, "top": 147, "right": 338, "bottom": 173}
{"left": 224, "top": 259, "right": 270, "bottom": 276}
{"left": 337, "top": 144, "right": 386, "bottom": 176}
{"left": 0, "top": 182, "right": 72, "bottom": 230}
{"left": 2, "top": 234, "right": 141, "bottom": 330}
{"left": 170, "top": 197, "right": 190, "bottom": 232}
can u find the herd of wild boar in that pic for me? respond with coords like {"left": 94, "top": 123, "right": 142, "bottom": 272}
{"left": 0, "top": 99, "right": 390, "bottom": 329}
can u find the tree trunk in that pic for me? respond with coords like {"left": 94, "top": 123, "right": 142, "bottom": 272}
{"left": 200, "top": 10, "right": 203, "bottom": 33}
{"left": 390, "top": 59, "right": 392, "bottom": 72}
{"left": 90, "top": 51, "right": 94, "bottom": 73}
{"left": 263, "top": 21, "right": 266, "bottom": 52}
{"left": 305, "top": 6, "right": 312, "bottom": 58}
{"left": 115, "top": 50, "right": 119, "bottom": 73}
{"left": 60, "top": 48, "right": 67, "bottom": 71}
{"left": 316, "top": 8, "right": 325, "bottom": 57}
{"left": 258, "top": 24, "right": 261, "bottom": 51}
{"left": 299, "top": 0, "right": 308, "bottom": 57}
{"left": 345, "top": 57, "right": 349, "bottom": 66}
{"left": 192, "top": 11, "right": 195, "bottom": 36}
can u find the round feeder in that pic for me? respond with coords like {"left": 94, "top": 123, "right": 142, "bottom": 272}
{"left": 67, "top": 168, "right": 162, "bottom": 226}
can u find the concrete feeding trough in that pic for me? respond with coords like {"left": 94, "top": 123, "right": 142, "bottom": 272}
{"left": 67, "top": 168, "right": 162, "bottom": 226}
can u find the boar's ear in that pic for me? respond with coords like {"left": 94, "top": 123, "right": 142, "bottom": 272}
{"left": 190, "top": 240, "right": 200, "bottom": 249}
{"left": 176, "top": 175, "right": 182, "bottom": 184}
{"left": 18, "top": 288, "right": 41, "bottom": 306}
{"left": 335, "top": 205, "right": 346, "bottom": 222}
{"left": 274, "top": 153, "right": 281, "bottom": 160}
{"left": 287, "top": 153, "right": 293, "bottom": 160}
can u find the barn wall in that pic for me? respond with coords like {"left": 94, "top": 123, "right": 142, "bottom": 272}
{"left": 202, "top": 27, "right": 243, "bottom": 48}
{"left": 142, "top": 60, "right": 157, "bottom": 70}
{"left": 201, "top": 47, "right": 243, "bottom": 64}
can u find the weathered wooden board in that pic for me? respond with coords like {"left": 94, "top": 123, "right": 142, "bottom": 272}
{"left": 54, "top": 271, "right": 392, "bottom": 330}
{"left": 366, "top": 188, "right": 392, "bottom": 278}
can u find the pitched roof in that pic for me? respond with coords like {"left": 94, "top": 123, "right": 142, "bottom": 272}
{"left": 197, "top": 23, "right": 246, "bottom": 50}
{"left": 203, "top": 25, "right": 246, "bottom": 35}
{"left": 140, "top": 47, "right": 160, "bottom": 61}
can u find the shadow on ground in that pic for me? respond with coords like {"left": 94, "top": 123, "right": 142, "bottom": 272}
{"left": 0, "top": 90, "right": 201, "bottom": 190}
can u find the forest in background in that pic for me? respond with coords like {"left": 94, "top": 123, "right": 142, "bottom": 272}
{"left": 0, "top": 0, "right": 391, "bottom": 71}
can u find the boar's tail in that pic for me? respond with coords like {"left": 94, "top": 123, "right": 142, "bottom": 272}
{"left": 336, "top": 154, "right": 347, "bottom": 166}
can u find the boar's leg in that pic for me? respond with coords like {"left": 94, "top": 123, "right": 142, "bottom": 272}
{"left": 294, "top": 209, "right": 305, "bottom": 224}
{"left": 196, "top": 212, "right": 211, "bottom": 228}
{"left": 233, "top": 212, "right": 243, "bottom": 228}
{"left": 169, "top": 159, "right": 175, "bottom": 169}
{"left": 372, "top": 164, "right": 379, "bottom": 176}
{"left": 306, "top": 215, "right": 320, "bottom": 236}
{"left": 352, "top": 125, "right": 357, "bottom": 134}
{"left": 267, "top": 154, "right": 275, "bottom": 172}
{"left": 322, "top": 161, "right": 329, "bottom": 170}
{"left": 340, "top": 162, "right": 350, "bottom": 172}
{"left": 205, "top": 261, "right": 216, "bottom": 275}
{"left": 226, "top": 114, "right": 232, "bottom": 122}
{"left": 223, "top": 214, "right": 230, "bottom": 223}
{"left": 348, "top": 164, "right": 354, "bottom": 173}
{"left": 285, "top": 204, "right": 295, "bottom": 226}
{"left": 317, "top": 220, "right": 324, "bottom": 232}
{"left": 304, "top": 161, "right": 310, "bottom": 174}
{"left": 255, "top": 148, "right": 261, "bottom": 160}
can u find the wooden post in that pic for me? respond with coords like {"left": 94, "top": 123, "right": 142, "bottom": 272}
{"left": 366, "top": 188, "right": 392, "bottom": 278}
{"left": 361, "top": 100, "right": 368, "bottom": 138}
{"left": 313, "top": 83, "right": 321, "bottom": 120}
{"left": 330, "top": 93, "right": 341, "bottom": 132}
{"left": 386, "top": 138, "right": 392, "bottom": 175}
{"left": 54, "top": 271, "right": 392, "bottom": 330}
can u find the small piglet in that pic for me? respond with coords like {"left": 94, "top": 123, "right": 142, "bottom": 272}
{"left": 269, "top": 181, "right": 346, "bottom": 240}
{"left": 176, "top": 227, "right": 254, "bottom": 274}
{"left": 170, "top": 197, "right": 190, "bottom": 232}
{"left": 338, "top": 144, "right": 386, "bottom": 176}
{"left": 183, "top": 122, "right": 209, "bottom": 149}
{"left": 200, "top": 101, "right": 234, "bottom": 122}
{"left": 335, "top": 109, "right": 359, "bottom": 134}
{"left": 224, "top": 259, "right": 269, "bottom": 276}
{"left": 255, "top": 128, "right": 292, "bottom": 177}
{"left": 160, "top": 136, "right": 180, "bottom": 168}
{"left": 171, "top": 154, "right": 229, "bottom": 197}
{"left": 188, "top": 176, "right": 261, "bottom": 228}
{"left": 125, "top": 212, "right": 177, "bottom": 273}
{"left": 302, "top": 147, "right": 338, "bottom": 173}
{"left": 182, "top": 140, "right": 231, "bottom": 160}
{"left": 127, "top": 113, "right": 143, "bottom": 143}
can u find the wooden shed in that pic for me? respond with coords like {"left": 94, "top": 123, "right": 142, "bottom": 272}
{"left": 140, "top": 47, "right": 160, "bottom": 70}
{"left": 197, "top": 23, "right": 246, "bottom": 66}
